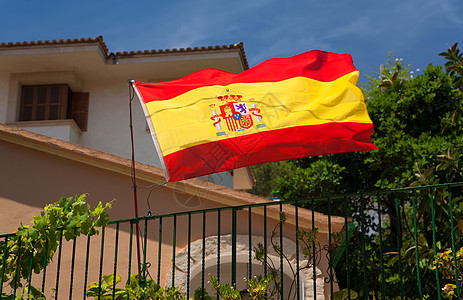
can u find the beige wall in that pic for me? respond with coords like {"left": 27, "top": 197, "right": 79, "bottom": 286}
{"left": 0, "top": 137, "right": 232, "bottom": 297}
{"left": 0, "top": 137, "right": 227, "bottom": 230}
{"left": 0, "top": 137, "right": 338, "bottom": 298}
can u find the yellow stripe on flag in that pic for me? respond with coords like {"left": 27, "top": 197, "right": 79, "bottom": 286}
{"left": 145, "top": 71, "right": 369, "bottom": 156}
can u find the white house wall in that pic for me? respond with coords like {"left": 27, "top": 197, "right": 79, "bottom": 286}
{"left": 0, "top": 40, "right": 243, "bottom": 187}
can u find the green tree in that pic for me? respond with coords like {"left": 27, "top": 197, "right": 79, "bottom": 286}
{"left": 265, "top": 48, "right": 463, "bottom": 298}
{"left": 249, "top": 161, "right": 294, "bottom": 198}
{"left": 439, "top": 42, "right": 463, "bottom": 92}
{"left": 273, "top": 55, "right": 463, "bottom": 200}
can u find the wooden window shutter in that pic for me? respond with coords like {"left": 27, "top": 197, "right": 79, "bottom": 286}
{"left": 20, "top": 86, "right": 35, "bottom": 121}
{"left": 55, "top": 85, "right": 69, "bottom": 119}
{"left": 68, "top": 92, "right": 89, "bottom": 131}
{"left": 20, "top": 84, "right": 68, "bottom": 121}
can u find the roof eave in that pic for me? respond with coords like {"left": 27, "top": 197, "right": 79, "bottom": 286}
{"left": 0, "top": 36, "right": 249, "bottom": 70}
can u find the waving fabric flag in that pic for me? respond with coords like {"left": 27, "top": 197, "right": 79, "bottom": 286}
{"left": 133, "top": 50, "right": 377, "bottom": 182}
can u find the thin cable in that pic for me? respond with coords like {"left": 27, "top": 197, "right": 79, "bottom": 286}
{"left": 137, "top": 182, "right": 168, "bottom": 189}
{"left": 128, "top": 80, "right": 168, "bottom": 216}
{"left": 146, "top": 181, "right": 168, "bottom": 217}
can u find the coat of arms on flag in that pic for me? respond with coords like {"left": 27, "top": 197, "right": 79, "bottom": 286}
{"left": 210, "top": 89, "right": 265, "bottom": 136}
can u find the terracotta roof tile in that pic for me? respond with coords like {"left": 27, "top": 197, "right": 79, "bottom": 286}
{"left": 108, "top": 42, "right": 249, "bottom": 70}
{"left": 0, "top": 36, "right": 109, "bottom": 54}
{"left": 0, "top": 36, "right": 249, "bottom": 70}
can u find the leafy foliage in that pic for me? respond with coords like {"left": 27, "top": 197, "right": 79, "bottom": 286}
{"left": 271, "top": 53, "right": 463, "bottom": 203}
{"left": 254, "top": 45, "right": 463, "bottom": 298}
{"left": 0, "top": 286, "right": 46, "bottom": 300}
{"left": 0, "top": 194, "right": 112, "bottom": 299}
{"left": 439, "top": 42, "right": 463, "bottom": 91}
{"left": 368, "top": 290, "right": 430, "bottom": 300}
{"left": 434, "top": 247, "right": 463, "bottom": 299}
{"left": 332, "top": 288, "right": 358, "bottom": 300}
{"left": 249, "top": 161, "right": 294, "bottom": 198}
{"left": 209, "top": 275, "right": 273, "bottom": 300}
{"left": 86, "top": 273, "right": 274, "bottom": 300}
{"left": 274, "top": 159, "right": 346, "bottom": 201}
{"left": 86, "top": 274, "right": 126, "bottom": 300}
{"left": 87, "top": 273, "right": 185, "bottom": 300}
{"left": 209, "top": 276, "right": 242, "bottom": 300}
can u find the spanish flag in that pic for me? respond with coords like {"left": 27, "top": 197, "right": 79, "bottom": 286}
{"left": 133, "top": 50, "right": 377, "bottom": 182}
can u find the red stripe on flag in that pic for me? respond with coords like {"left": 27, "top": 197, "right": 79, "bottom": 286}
{"left": 135, "top": 50, "right": 357, "bottom": 103}
{"left": 164, "top": 122, "right": 377, "bottom": 182}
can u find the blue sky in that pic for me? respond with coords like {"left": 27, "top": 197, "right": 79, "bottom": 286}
{"left": 2, "top": 0, "right": 462, "bottom": 83}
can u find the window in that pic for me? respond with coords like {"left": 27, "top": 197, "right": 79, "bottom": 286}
{"left": 19, "top": 84, "right": 89, "bottom": 131}
{"left": 20, "top": 84, "right": 68, "bottom": 121}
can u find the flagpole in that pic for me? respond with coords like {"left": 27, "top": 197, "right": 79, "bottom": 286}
{"left": 130, "top": 81, "right": 171, "bottom": 182}
{"left": 128, "top": 80, "right": 143, "bottom": 283}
